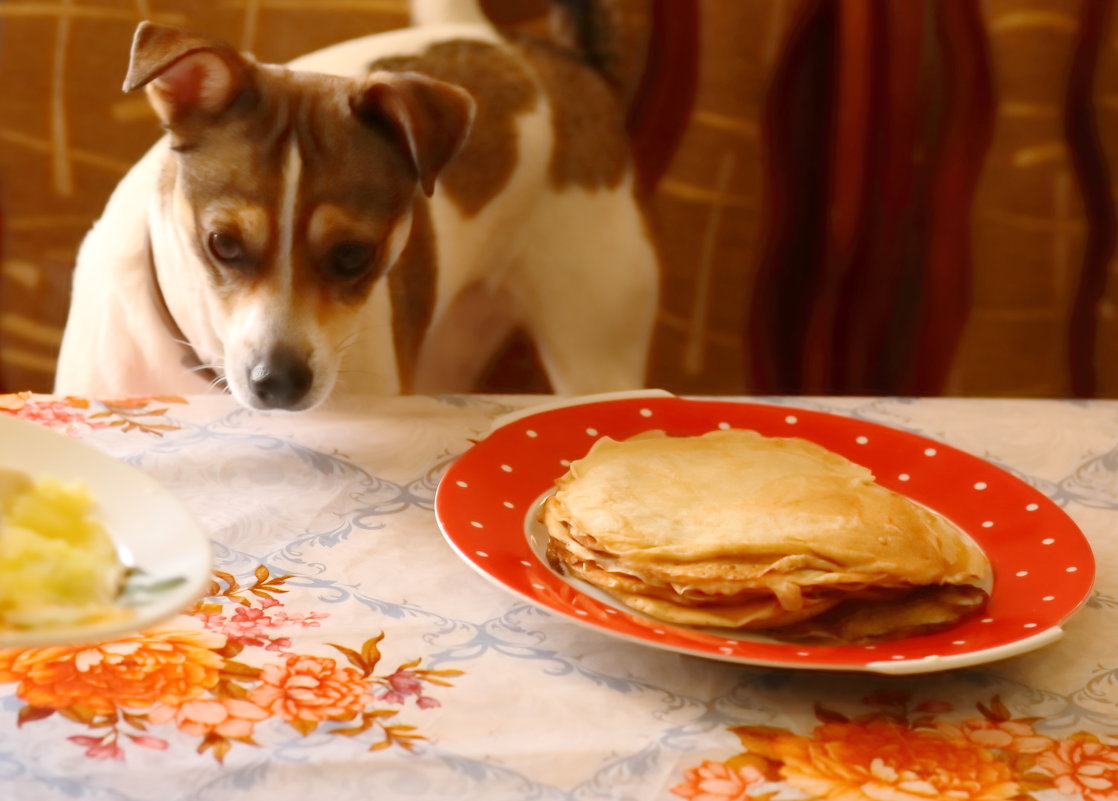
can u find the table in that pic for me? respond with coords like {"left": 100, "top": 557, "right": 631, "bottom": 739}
{"left": 1, "top": 392, "right": 1117, "bottom": 801}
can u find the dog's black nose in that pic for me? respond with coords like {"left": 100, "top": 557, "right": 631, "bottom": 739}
{"left": 247, "top": 348, "right": 313, "bottom": 409}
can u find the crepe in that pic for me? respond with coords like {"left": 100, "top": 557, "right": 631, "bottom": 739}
{"left": 541, "top": 429, "right": 991, "bottom": 641}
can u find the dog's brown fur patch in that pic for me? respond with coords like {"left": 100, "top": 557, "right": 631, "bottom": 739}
{"left": 305, "top": 203, "right": 403, "bottom": 305}
{"left": 370, "top": 41, "right": 538, "bottom": 218}
{"left": 516, "top": 40, "right": 629, "bottom": 191}
{"left": 388, "top": 197, "right": 437, "bottom": 391}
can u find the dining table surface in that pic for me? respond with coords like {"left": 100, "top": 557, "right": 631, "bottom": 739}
{"left": 1, "top": 390, "right": 1117, "bottom": 801}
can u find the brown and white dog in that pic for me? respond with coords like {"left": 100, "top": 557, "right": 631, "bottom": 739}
{"left": 54, "top": 0, "right": 659, "bottom": 411}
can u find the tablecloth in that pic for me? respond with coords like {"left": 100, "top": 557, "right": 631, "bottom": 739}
{"left": 1, "top": 392, "right": 1117, "bottom": 801}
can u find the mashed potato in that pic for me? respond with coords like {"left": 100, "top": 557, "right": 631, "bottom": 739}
{"left": 0, "top": 467, "right": 128, "bottom": 629}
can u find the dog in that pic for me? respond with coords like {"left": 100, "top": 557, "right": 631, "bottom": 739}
{"left": 54, "top": 0, "right": 659, "bottom": 411}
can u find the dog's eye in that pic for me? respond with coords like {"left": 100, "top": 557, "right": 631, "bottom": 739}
{"left": 208, "top": 232, "right": 246, "bottom": 265}
{"left": 327, "top": 242, "right": 376, "bottom": 280}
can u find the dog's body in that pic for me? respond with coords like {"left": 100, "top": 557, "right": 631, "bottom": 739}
{"left": 55, "top": 0, "right": 659, "bottom": 410}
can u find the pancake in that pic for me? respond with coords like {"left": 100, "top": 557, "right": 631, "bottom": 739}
{"left": 541, "top": 429, "right": 991, "bottom": 641}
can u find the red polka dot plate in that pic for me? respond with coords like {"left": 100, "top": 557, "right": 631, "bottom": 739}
{"left": 434, "top": 393, "right": 1095, "bottom": 674}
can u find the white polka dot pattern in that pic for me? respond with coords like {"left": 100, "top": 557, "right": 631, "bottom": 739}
{"left": 435, "top": 396, "right": 1095, "bottom": 674}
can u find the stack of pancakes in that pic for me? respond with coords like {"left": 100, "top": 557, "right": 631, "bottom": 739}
{"left": 541, "top": 429, "right": 991, "bottom": 642}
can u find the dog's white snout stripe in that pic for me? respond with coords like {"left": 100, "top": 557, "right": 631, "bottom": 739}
{"left": 277, "top": 137, "right": 303, "bottom": 297}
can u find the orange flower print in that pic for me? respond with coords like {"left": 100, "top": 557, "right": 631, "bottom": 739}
{"left": 96, "top": 397, "right": 161, "bottom": 409}
{"left": 0, "top": 618, "right": 225, "bottom": 714}
{"left": 0, "top": 394, "right": 104, "bottom": 436}
{"left": 1, "top": 567, "right": 459, "bottom": 764}
{"left": 936, "top": 717, "right": 1053, "bottom": 754}
{"left": 671, "top": 760, "right": 764, "bottom": 801}
{"left": 149, "top": 698, "right": 269, "bottom": 739}
{"left": 1037, "top": 738, "right": 1118, "bottom": 801}
{"left": 774, "top": 720, "right": 1019, "bottom": 801}
{"left": 248, "top": 654, "right": 369, "bottom": 723}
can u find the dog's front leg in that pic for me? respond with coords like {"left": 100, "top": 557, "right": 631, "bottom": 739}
{"left": 54, "top": 143, "right": 217, "bottom": 398}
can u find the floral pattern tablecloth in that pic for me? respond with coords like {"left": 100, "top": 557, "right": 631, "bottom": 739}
{"left": 2, "top": 392, "right": 1118, "bottom": 801}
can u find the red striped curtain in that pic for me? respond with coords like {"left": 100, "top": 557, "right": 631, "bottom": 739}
{"left": 749, "top": 0, "right": 1114, "bottom": 397}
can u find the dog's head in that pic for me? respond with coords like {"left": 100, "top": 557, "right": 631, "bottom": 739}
{"left": 125, "top": 22, "right": 474, "bottom": 410}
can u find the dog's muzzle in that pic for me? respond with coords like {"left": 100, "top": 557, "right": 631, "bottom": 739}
{"left": 246, "top": 346, "right": 314, "bottom": 410}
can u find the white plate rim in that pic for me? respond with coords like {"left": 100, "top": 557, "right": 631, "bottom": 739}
{"left": 0, "top": 413, "right": 212, "bottom": 647}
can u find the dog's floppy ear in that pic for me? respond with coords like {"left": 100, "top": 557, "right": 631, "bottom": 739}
{"left": 123, "top": 21, "right": 251, "bottom": 124}
{"left": 352, "top": 71, "right": 476, "bottom": 197}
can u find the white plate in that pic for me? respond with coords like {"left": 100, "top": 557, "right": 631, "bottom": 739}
{"left": 0, "top": 413, "right": 212, "bottom": 647}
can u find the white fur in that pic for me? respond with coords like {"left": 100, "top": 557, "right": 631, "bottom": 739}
{"left": 285, "top": 24, "right": 501, "bottom": 77}
{"left": 408, "top": 0, "right": 489, "bottom": 27}
{"left": 276, "top": 139, "right": 301, "bottom": 288}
